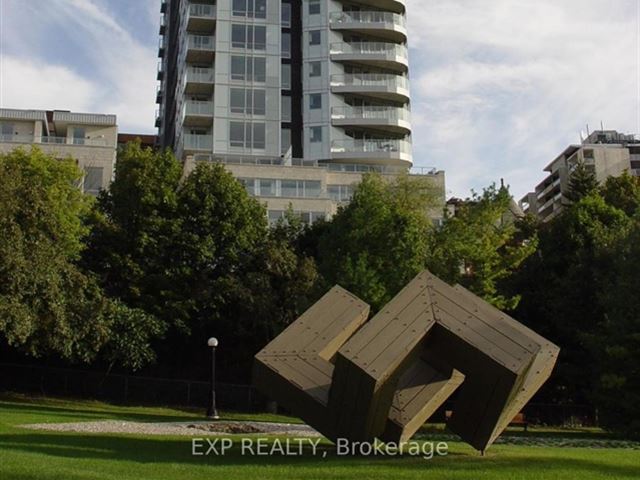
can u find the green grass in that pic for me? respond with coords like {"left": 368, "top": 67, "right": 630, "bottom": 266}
{"left": 0, "top": 393, "right": 638, "bottom": 480}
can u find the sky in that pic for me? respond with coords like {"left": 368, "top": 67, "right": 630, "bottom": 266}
{"left": 0, "top": 0, "right": 639, "bottom": 198}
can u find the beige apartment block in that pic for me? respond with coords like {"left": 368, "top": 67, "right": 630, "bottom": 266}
{"left": 520, "top": 130, "right": 640, "bottom": 222}
{"left": 0, "top": 108, "right": 118, "bottom": 195}
{"left": 184, "top": 154, "right": 446, "bottom": 224}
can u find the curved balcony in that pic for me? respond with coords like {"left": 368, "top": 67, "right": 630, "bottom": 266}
{"left": 187, "top": 3, "right": 216, "bottom": 32}
{"left": 330, "top": 42, "right": 408, "bottom": 72}
{"left": 330, "top": 11, "right": 407, "bottom": 43}
{"left": 183, "top": 67, "right": 215, "bottom": 95}
{"left": 182, "top": 100, "right": 214, "bottom": 127}
{"left": 186, "top": 34, "right": 215, "bottom": 63}
{"left": 331, "top": 138, "right": 413, "bottom": 166}
{"left": 331, "top": 106, "right": 411, "bottom": 135}
{"left": 331, "top": 74, "right": 409, "bottom": 102}
{"left": 354, "top": 0, "right": 406, "bottom": 14}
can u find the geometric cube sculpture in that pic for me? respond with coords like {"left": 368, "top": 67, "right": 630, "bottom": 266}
{"left": 253, "top": 270, "right": 559, "bottom": 452}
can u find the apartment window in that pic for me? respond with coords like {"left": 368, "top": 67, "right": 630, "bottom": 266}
{"left": 309, "top": 93, "right": 322, "bottom": 109}
{"left": 232, "top": 24, "right": 266, "bottom": 50}
{"left": 281, "top": 128, "right": 291, "bottom": 154}
{"left": 282, "top": 32, "right": 291, "bottom": 58}
{"left": 281, "top": 2, "right": 291, "bottom": 26}
{"left": 310, "top": 126, "right": 323, "bottom": 143}
{"left": 309, "top": 61, "right": 322, "bottom": 77}
{"left": 309, "top": 0, "right": 321, "bottom": 15}
{"left": 83, "top": 167, "right": 104, "bottom": 195}
{"left": 232, "top": 0, "right": 267, "bottom": 19}
{"left": 281, "top": 95, "right": 292, "bottom": 121}
{"left": 230, "top": 121, "right": 266, "bottom": 149}
{"left": 73, "top": 127, "right": 86, "bottom": 145}
{"left": 0, "top": 123, "right": 14, "bottom": 140}
{"left": 281, "top": 64, "right": 291, "bottom": 89}
{"left": 231, "top": 56, "right": 266, "bottom": 82}
{"left": 583, "top": 149, "right": 594, "bottom": 159}
{"left": 328, "top": 185, "right": 354, "bottom": 202}
{"left": 230, "top": 88, "right": 266, "bottom": 115}
{"left": 309, "top": 30, "right": 321, "bottom": 45}
{"left": 239, "top": 178, "right": 256, "bottom": 196}
{"left": 259, "top": 179, "right": 276, "bottom": 196}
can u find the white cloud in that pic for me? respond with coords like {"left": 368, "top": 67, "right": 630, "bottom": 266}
{"left": 0, "top": 0, "right": 158, "bottom": 134}
{"left": 406, "top": 0, "right": 640, "bottom": 198}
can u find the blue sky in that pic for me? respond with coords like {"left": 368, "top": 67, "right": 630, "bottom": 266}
{"left": 1, "top": 0, "right": 639, "bottom": 198}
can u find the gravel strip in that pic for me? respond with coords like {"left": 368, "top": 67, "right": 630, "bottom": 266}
{"left": 20, "top": 420, "right": 321, "bottom": 437}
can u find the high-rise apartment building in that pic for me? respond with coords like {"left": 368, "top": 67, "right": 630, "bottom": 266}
{"left": 520, "top": 130, "right": 640, "bottom": 222}
{"left": 156, "top": 0, "right": 441, "bottom": 222}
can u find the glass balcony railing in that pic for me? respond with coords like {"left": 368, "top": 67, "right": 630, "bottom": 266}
{"left": 331, "top": 73, "right": 409, "bottom": 91}
{"left": 0, "top": 134, "right": 107, "bottom": 146}
{"left": 183, "top": 100, "right": 214, "bottom": 116}
{"left": 186, "top": 67, "right": 215, "bottom": 84}
{"left": 187, "top": 34, "right": 215, "bottom": 51}
{"left": 332, "top": 106, "right": 411, "bottom": 123}
{"left": 183, "top": 134, "right": 213, "bottom": 150}
{"left": 330, "top": 11, "right": 406, "bottom": 28}
{"left": 331, "top": 138, "right": 412, "bottom": 155}
{"left": 330, "top": 42, "right": 408, "bottom": 59}
{"left": 189, "top": 3, "right": 216, "bottom": 18}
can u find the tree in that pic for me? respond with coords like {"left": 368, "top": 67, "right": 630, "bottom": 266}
{"left": 600, "top": 172, "right": 640, "bottom": 217}
{"left": 429, "top": 184, "right": 537, "bottom": 310}
{"left": 565, "top": 161, "right": 599, "bottom": 203}
{"left": 312, "top": 173, "right": 438, "bottom": 311}
{"left": 595, "top": 218, "right": 640, "bottom": 437}
{"left": 512, "top": 193, "right": 630, "bottom": 405}
{"left": 0, "top": 147, "right": 162, "bottom": 369}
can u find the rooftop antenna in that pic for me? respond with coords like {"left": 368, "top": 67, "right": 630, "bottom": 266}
{"left": 600, "top": 120, "right": 605, "bottom": 132}
{"left": 586, "top": 124, "right": 590, "bottom": 137}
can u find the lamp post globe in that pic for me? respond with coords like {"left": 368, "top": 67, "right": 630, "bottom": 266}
{"left": 206, "top": 337, "right": 220, "bottom": 419}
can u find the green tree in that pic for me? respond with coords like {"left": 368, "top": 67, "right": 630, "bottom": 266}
{"left": 595, "top": 218, "right": 640, "bottom": 436}
{"left": 0, "top": 147, "right": 162, "bottom": 369}
{"left": 600, "top": 172, "right": 640, "bottom": 217}
{"left": 429, "top": 184, "right": 537, "bottom": 310}
{"left": 565, "top": 161, "right": 599, "bottom": 203}
{"left": 312, "top": 173, "right": 438, "bottom": 311}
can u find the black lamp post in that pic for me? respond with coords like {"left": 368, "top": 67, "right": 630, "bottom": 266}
{"left": 206, "top": 337, "right": 219, "bottom": 419}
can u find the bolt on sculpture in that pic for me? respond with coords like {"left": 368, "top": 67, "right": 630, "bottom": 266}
{"left": 253, "top": 270, "right": 559, "bottom": 452}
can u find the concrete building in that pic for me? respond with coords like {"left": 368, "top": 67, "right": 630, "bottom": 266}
{"left": 0, "top": 108, "right": 118, "bottom": 195}
{"left": 156, "top": 0, "right": 437, "bottom": 222}
{"left": 520, "top": 130, "right": 640, "bottom": 222}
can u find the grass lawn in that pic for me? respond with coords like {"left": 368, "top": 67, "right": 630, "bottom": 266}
{"left": 0, "top": 393, "right": 638, "bottom": 480}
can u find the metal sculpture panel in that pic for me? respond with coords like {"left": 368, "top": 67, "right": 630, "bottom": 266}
{"left": 253, "top": 271, "right": 559, "bottom": 452}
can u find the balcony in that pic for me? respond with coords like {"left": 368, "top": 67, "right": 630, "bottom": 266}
{"left": 183, "top": 67, "right": 215, "bottom": 95}
{"left": 331, "top": 73, "right": 409, "bottom": 102}
{"left": 356, "top": 0, "right": 406, "bottom": 14}
{"left": 183, "top": 133, "right": 213, "bottom": 152}
{"left": 187, "top": 3, "right": 217, "bottom": 31}
{"left": 156, "top": 83, "right": 164, "bottom": 104}
{"left": 330, "top": 11, "right": 407, "bottom": 42}
{"left": 0, "top": 134, "right": 108, "bottom": 147}
{"left": 331, "top": 106, "right": 411, "bottom": 135}
{"left": 186, "top": 34, "right": 215, "bottom": 63}
{"left": 158, "top": 36, "right": 165, "bottom": 58}
{"left": 182, "top": 100, "right": 214, "bottom": 127}
{"left": 155, "top": 108, "right": 163, "bottom": 128}
{"left": 159, "top": 14, "right": 166, "bottom": 35}
{"left": 330, "top": 42, "right": 409, "bottom": 72}
{"left": 157, "top": 60, "right": 164, "bottom": 81}
{"left": 160, "top": 0, "right": 167, "bottom": 13}
{"left": 331, "top": 138, "right": 412, "bottom": 165}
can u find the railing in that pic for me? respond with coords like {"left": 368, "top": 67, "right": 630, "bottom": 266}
{"left": 187, "top": 34, "right": 215, "bottom": 50}
{"left": 331, "top": 73, "right": 409, "bottom": 91}
{"left": 189, "top": 3, "right": 216, "bottom": 18}
{"left": 331, "top": 138, "right": 412, "bottom": 155}
{"left": 331, "top": 106, "right": 411, "bottom": 123}
{"left": 330, "top": 11, "right": 406, "bottom": 28}
{"left": 330, "top": 41, "right": 408, "bottom": 59}
{"left": 185, "top": 67, "right": 215, "bottom": 84}
{"left": 183, "top": 134, "right": 213, "bottom": 150}
{"left": 183, "top": 100, "right": 214, "bottom": 116}
{"left": 0, "top": 134, "right": 108, "bottom": 146}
